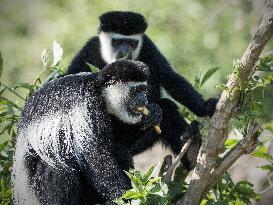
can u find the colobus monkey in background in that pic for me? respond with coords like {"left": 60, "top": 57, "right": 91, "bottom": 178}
{"left": 12, "top": 60, "right": 161, "bottom": 205}
{"left": 67, "top": 11, "right": 218, "bottom": 168}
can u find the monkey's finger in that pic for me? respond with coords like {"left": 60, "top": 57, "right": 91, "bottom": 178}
{"left": 136, "top": 106, "right": 149, "bottom": 115}
{"left": 136, "top": 106, "right": 161, "bottom": 134}
{"left": 154, "top": 124, "right": 161, "bottom": 134}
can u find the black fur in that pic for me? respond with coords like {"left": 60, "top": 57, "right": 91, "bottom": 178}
{"left": 12, "top": 61, "right": 150, "bottom": 205}
{"left": 99, "top": 11, "right": 147, "bottom": 35}
{"left": 99, "top": 60, "right": 149, "bottom": 83}
{"left": 67, "top": 12, "right": 217, "bottom": 163}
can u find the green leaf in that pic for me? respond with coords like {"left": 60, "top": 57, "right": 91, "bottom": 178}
{"left": 264, "top": 123, "right": 273, "bottom": 134}
{"left": 258, "top": 164, "right": 273, "bottom": 172}
{"left": 224, "top": 139, "right": 239, "bottom": 149}
{"left": 14, "top": 82, "right": 34, "bottom": 93}
{"left": 1, "top": 178, "right": 5, "bottom": 191}
{"left": 6, "top": 103, "right": 14, "bottom": 115}
{"left": 41, "top": 48, "right": 51, "bottom": 69}
{"left": 200, "top": 67, "right": 220, "bottom": 88}
{"left": 0, "top": 88, "right": 6, "bottom": 96}
{"left": 131, "top": 175, "right": 144, "bottom": 192}
{"left": 146, "top": 177, "right": 161, "bottom": 185}
{"left": 86, "top": 63, "right": 99, "bottom": 73}
{"left": 1, "top": 97, "right": 21, "bottom": 110}
{"left": 235, "top": 181, "right": 256, "bottom": 197}
{"left": 143, "top": 164, "right": 157, "bottom": 183}
{"left": 230, "top": 200, "right": 247, "bottom": 205}
{"left": 251, "top": 146, "right": 273, "bottom": 162}
{"left": 0, "top": 51, "right": 3, "bottom": 79}
{"left": 258, "top": 56, "right": 273, "bottom": 72}
{"left": 122, "top": 190, "right": 143, "bottom": 199}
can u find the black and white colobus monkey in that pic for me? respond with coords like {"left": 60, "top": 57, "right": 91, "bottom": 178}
{"left": 67, "top": 11, "right": 218, "bottom": 167}
{"left": 12, "top": 60, "right": 160, "bottom": 205}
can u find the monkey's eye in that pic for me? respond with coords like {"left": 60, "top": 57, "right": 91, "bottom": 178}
{"left": 128, "top": 40, "right": 139, "bottom": 49}
{"left": 112, "top": 39, "right": 139, "bottom": 49}
{"left": 112, "top": 39, "right": 122, "bottom": 47}
{"left": 131, "top": 85, "right": 147, "bottom": 94}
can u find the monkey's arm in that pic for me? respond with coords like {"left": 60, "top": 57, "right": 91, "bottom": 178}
{"left": 160, "top": 65, "right": 217, "bottom": 117}
{"left": 76, "top": 140, "right": 131, "bottom": 201}
{"left": 67, "top": 37, "right": 106, "bottom": 74}
{"left": 141, "top": 36, "right": 217, "bottom": 117}
{"left": 73, "top": 104, "right": 131, "bottom": 202}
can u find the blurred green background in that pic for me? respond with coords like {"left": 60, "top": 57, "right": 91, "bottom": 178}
{"left": 0, "top": 0, "right": 272, "bottom": 142}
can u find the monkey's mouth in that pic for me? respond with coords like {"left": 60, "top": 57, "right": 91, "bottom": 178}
{"left": 127, "top": 104, "right": 147, "bottom": 117}
{"left": 133, "top": 106, "right": 149, "bottom": 115}
{"left": 115, "top": 47, "right": 133, "bottom": 60}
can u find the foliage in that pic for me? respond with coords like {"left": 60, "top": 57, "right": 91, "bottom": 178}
{"left": 0, "top": 41, "right": 66, "bottom": 205}
{"left": 229, "top": 56, "right": 273, "bottom": 134}
{"left": 114, "top": 165, "right": 259, "bottom": 205}
{"left": 180, "top": 66, "right": 220, "bottom": 125}
{"left": 0, "top": 142, "right": 13, "bottom": 205}
{"left": 202, "top": 173, "right": 259, "bottom": 205}
{"left": 114, "top": 165, "right": 169, "bottom": 205}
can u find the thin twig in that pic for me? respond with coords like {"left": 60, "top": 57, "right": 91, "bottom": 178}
{"left": 259, "top": 185, "right": 273, "bottom": 194}
{"left": 162, "top": 138, "right": 192, "bottom": 183}
{"left": 0, "top": 83, "right": 25, "bottom": 100}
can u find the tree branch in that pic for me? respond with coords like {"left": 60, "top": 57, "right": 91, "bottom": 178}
{"left": 162, "top": 138, "right": 192, "bottom": 183}
{"left": 177, "top": 1, "right": 273, "bottom": 204}
{"left": 204, "top": 120, "right": 261, "bottom": 194}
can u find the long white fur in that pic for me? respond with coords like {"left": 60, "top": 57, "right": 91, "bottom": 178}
{"left": 12, "top": 137, "right": 40, "bottom": 205}
{"left": 102, "top": 81, "right": 147, "bottom": 124}
{"left": 99, "top": 31, "right": 143, "bottom": 63}
{"left": 12, "top": 101, "right": 94, "bottom": 204}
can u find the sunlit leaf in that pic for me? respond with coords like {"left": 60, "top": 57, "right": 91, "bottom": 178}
{"left": 258, "top": 164, "right": 273, "bottom": 173}
{"left": 200, "top": 67, "right": 220, "bottom": 87}
{"left": 224, "top": 139, "right": 239, "bottom": 149}
{"left": 251, "top": 146, "right": 273, "bottom": 162}
{"left": 143, "top": 164, "right": 157, "bottom": 183}
{"left": 52, "top": 40, "right": 63, "bottom": 66}
{"left": 122, "top": 190, "right": 142, "bottom": 199}
{"left": 264, "top": 123, "right": 273, "bottom": 134}
{"left": 86, "top": 63, "right": 99, "bottom": 73}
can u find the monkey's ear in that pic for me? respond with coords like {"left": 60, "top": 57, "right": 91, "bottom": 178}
{"left": 86, "top": 63, "right": 100, "bottom": 73}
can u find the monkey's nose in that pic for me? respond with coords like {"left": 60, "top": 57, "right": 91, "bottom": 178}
{"left": 116, "top": 46, "right": 132, "bottom": 60}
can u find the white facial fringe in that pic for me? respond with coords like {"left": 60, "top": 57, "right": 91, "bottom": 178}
{"left": 102, "top": 82, "right": 147, "bottom": 124}
{"left": 99, "top": 32, "right": 143, "bottom": 63}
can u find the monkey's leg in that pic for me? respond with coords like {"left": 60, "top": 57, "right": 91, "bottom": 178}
{"left": 159, "top": 98, "right": 201, "bottom": 170}
{"left": 24, "top": 149, "right": 83, "bottom": 205}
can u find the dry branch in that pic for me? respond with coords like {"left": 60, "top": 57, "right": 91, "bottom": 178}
{"left": 204, "top": 120, "right": 261, "bottom": 194}
{"left": 162, "top": 138, "right": 192, "bottom": 183}
{"left": 177, "top": 1, "right": 273, "bottom": 204}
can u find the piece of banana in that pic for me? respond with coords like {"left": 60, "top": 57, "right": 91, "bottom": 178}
{"left": 136, "top": 106, "right": 161, "bottom": 134}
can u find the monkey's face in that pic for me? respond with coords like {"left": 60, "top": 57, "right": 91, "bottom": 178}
{"left": 99, "top": 32, "right": 143, "bottom": 63}
{"left": 102, "top": 81, "right": 148, "bottom": 124}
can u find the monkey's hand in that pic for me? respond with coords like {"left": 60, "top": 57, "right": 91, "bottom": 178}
{"left": 140, "top": 103, "right": 162, "bottom": 131}
{"left": 204, "top": 98, "right": 218, "bottom": 117}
